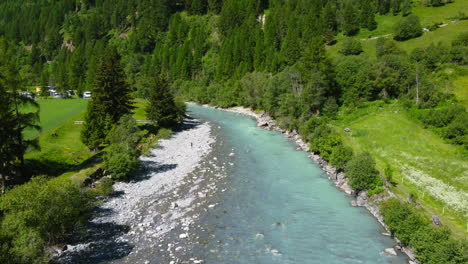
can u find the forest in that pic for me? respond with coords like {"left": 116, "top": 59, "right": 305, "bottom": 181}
{"left": 0, "top": 0, "right": 467, "bottom": 263}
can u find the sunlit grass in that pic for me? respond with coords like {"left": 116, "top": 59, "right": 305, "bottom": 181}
{"left": 332, "top": 101, "right": 468, "bottom": 236}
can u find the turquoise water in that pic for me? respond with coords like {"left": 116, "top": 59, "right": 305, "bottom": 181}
{"left": 188, "top": 105, "right": 406, "bottom": 264}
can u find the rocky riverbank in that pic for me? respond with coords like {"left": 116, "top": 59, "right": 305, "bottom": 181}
{"left": 190, "top": 103, "right": 417, "bottom": 264}
{"left": 56, "top": 119, "right": 230, "bottom": 264}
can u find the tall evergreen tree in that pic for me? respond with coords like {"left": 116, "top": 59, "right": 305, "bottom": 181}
{"left": 401, "top": 0, "right": 412, "bottom": 16}
{"left": 341, "top": 2, "right": 360, "bottom": 36}
{"left": 0, "top": 40, "right": 40, "bottom": 191}
{"left": 81, "top": 48, "right": 134, "bottom": 149}
{"left": 146, "top": 73, "right": 182, "bottom": 128}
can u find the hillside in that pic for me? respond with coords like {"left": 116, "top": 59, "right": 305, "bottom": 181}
{"left": 0, "top": 0, "right": 467, "bottom": 263}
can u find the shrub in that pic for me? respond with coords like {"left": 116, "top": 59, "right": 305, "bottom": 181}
{"left": 104, "top": 115, "right": 142, "bottom": 181}
{"left": 394, "top": 14, "right": 423, "bottom": 41}
{"left": 309, "top": 124, "right": 342, "bottom": 161}
{"left": 346, "top": 152, "right": 381, "bottom": 192}
{"left": 89, "top": 177, "right": 114, "bottom": 197}
{"left": 105, "top": 144, "right": 140, "bottom": 181}
{"left": 329, "top": 144, "right": 354, "bottom": 170}
{"left": 381, "top": 198, "right": 467, "bottom": 263}
{"left": 0, "top": 176, "right": 92, "bottom": 263}
{"left": 339, "top": 37, "right": 363, "bottom": 55}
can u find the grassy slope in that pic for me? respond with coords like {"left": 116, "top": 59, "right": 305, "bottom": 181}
{"left": 332, "top": 102, "right": 468, "bottom": 236}
{"left": 26, "top": 98, "right": 149, "bottom": 180}
{"left": 24, "top": 99, "right": 88, "bottom": 138}
{"left": 451, "top": 75, "right": 468, "bottom": 107}
{"left": 326, "top": 1, "right": 468, "bottom": 236}
{"left": 328, "top": 0, "right": 468, "bottom": 58}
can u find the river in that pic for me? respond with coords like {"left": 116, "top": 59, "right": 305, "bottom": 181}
{"left": 58, "top": 104, "right": 407, "bottom": 264}
{"left": 184, "top": 105, "right": 406, "bottom": 264}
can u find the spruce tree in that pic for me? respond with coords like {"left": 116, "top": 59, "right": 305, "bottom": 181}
{"left": 401, "top": 0, "right": 412, "bottom": 16}
{"left": 81, "top": 48, "right": 134, "bottom": 149}
{"left": 0, "top": 41, "right": 40, "bottom": 191}
{"left": 341, "top": 2, "right": 360, "bottom": 36}
{"left": 146, "top": 73, "right": 181, "bottom": 128}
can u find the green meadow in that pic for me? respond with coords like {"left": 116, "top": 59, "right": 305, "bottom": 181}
{"left": 23, "top": 99, "right": 89, "bottom": 138}
{"left": 333, "top": 101, "right": 468, "bottom": 235}
{"left": 328, "top": 0, "right": 468, "bottom": 58}
{"left": 24, "top": 98, "right": 149, "bottom": 178}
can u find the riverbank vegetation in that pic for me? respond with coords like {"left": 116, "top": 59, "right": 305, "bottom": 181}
{"left": 0, "top": 0, "right": 467, "bottom": 262}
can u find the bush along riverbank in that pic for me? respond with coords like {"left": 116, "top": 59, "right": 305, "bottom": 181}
{"left": 193, "top": 103, "right": 467, "bottom": 264}
{"left": 0, "top": 114, "right": 170, "bottom": 263}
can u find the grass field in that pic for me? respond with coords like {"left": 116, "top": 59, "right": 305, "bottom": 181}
{"left": 23, "top": 99, "right": 89, "bottom": 138}
{"left": 333, "top": 101, "right": 468, "bottom": 235}
{"left": 451, "top": 75, "right": 468, "bottom": 107}
{"left": 328, "top": 0, "right": 468, "bottom": 58}
{"left": 25, "top": 98, "right": 149, "bottom": 177}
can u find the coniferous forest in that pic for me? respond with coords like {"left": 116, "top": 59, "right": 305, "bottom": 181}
{"left": 0, "top": 0, "right": 467, "bottom": 263}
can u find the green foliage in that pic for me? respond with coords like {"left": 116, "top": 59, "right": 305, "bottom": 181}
{"left": 341, "top": 2, "right": 360, "bottom": 36}
{"left": 381, "top": 198, "right": 467, "bottom": 263}
{"left": 105, "top": 147, "right": 140, "bottom": 181}
{"left": 146, "top": 74, "right": 184, "bottom": 128}
{"left": 0, "top": 38, "right": 41, "bottom": 191}
{"left": 346, "top": 152, "right": 381, "bottom": 192}
{"left": 415, "top": 104, "right": 468, "bottom": 148}
{"left": 0, "top": 176, "right": 92, "bottom": 263}
{"left": 309, "top": 124, "right": 342, "bottom": 161}
{"left": 394, "top": 14, "right": 423, "bottom": 41}
{"left": 329, "top": 144, "right": 354, "bottom": 170}
{"left": 339, "top": 37, "right": 363, "bottom": 55}
{"left": 384, "top": 165, "right": 394, "bottom": 184}
{"left": 88, "top": 177, "right": 114, "bottom": 197}
{"left": 104, "top": 115, "right": 141, "bottom": 181}
{"left": 81, "top": 48, "right": 134, "bottom": 149}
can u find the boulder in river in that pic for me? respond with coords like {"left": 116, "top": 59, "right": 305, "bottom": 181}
{"left": 384, "top": 248, "right": 397, "bottom": 256}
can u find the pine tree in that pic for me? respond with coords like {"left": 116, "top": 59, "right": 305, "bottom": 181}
{"left": 0, "top": 41, "right": 40, "bottom": 191}
{"left": 401, "top": 0, "right": 412, "bottom": 16}
{"left": 280, "top": 17, "right": 301, "bottom": 66}
{"left": 146, "top": 73, "right": 181, "bottom": 128}
{"left": 391, "top": 0, "right": 402, "bottom": 15}
{"left": 341, "top": 2, "right": 360, "bottom": 36}
{"left": 81, "top": 48, "right": 134, "bottom": 149}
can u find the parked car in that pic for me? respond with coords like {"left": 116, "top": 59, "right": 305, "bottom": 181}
{"left": 83, "top": 91, "right": 92, "bottom": 98}
{"left": 20, "top": 91, "right": 34, "bottom": 99}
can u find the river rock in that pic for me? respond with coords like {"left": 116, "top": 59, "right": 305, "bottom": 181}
{"left": 356, "top": 191, "right": 368, "bottom": 207}
{"left": 339, "top": 181, "right": 354, "bottom": 195}
{"left": 384, "top": 248, "right": 397, "bottom": 256}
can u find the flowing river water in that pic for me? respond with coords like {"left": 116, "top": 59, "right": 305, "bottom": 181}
{"left": 59, "top": 104, "right": 407, "bottom": 264}
{"left": 185, "top": 105, "right": 406, "bottom": 264}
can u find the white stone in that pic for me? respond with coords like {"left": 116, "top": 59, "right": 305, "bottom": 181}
{"left": 384, "top": 248, "right": 397, "bottom": 256}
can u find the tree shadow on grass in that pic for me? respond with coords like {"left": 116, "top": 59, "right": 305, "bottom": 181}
{"left": 23, "top": 151, "right": 105, "bottom": 180}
